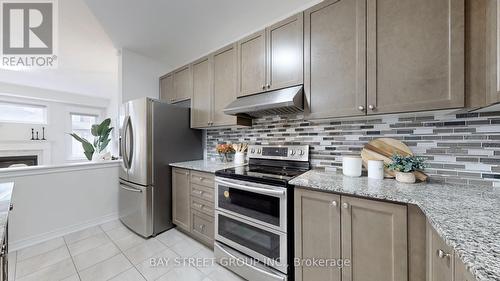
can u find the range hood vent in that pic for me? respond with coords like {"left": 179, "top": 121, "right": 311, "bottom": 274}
{"left": 224, "top": 85, "right": 304, "bottom": 118}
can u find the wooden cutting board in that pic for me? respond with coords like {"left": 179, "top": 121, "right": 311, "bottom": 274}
{"left": 361, "top": 138, "right": 428, "bottom": 182}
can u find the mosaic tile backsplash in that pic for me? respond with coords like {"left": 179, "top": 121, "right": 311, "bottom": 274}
{"left": 206, "top": 110, "right": 500, "bottom": 187}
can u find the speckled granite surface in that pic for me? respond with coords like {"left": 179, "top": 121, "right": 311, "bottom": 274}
{"left": 289, "top": 170, "right": 500, "bottom": 281}
{"left": 169, "top": 160, "right": 245, "bottom": 173}
{"left": 0, "top": 182, "right": 13, "bottom": 243}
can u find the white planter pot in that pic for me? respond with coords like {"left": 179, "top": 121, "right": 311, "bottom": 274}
{"left": 92, "top": 151, "right": 111, "bottom": 162}
{"left": 395, "top": 172, "right": 416, "bottom": 183}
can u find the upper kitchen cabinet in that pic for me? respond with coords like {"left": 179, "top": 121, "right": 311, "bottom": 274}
{"left": 237, "top": 30, "right": 267, "bottom": 97}
{"left": 212, "top": 44, "right": 242, "bottom": 126}
{"left": 173, "top": 65, "right": 192, "bottom": 102}
{"left": 237, "top": 13, "right": 304, "bottom": 97}
{"left": 160, "top": 65, "right": 192, "bottom": 104}
{"left": 488, "top": 0, "right": 500, "bottom": 104}
{"left": 267, "top": 13, "right": 304, "bottom": 91}
{"left": 191, "top": 56, "right": 212, "bottom": 128}
{"left": 159, "top": 73, "right": 174, "bottom": 103}
{"left": 366, "top": 0, "right": 464, "bottom": 115}
{"left": 304, "top": 0, "right": 366, "bottom": 119}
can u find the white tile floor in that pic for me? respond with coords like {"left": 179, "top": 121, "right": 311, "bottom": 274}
{"left": 9, "top": 221, "right": 245, "bottom": 281}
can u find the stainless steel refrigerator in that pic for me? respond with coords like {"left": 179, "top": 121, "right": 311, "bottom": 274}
{"left": 119, "top": 97, "right": 202, "bottom": 237}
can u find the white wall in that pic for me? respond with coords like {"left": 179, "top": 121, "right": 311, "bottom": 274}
{"left": 1, "top": 161, "right": 120, "bottom": 251}
{"left": 120, "top": 48, "right": 169, "bottom": 102}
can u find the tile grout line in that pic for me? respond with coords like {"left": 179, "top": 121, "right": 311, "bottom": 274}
{"left": 14, "top": 244, "right": 71, "bottom": 280}
{"left": 99, "top": 224, "right": 147, "bottom": 281}
{"left": 63, "top": 236, "right": 82, "bottom": 281}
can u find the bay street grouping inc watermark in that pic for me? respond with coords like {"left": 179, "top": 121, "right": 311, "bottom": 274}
{"left": 149, "top": 256, "right": 351, "bottom": 269}
{"left": 0, "top": 0, "right": 58, "bottom": 69}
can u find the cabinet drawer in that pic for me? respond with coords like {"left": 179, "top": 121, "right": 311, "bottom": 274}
{"left": 191, "top": 197, "right": 214, "bottom": 216}
{"left": 191, "top": 210, "right": 214, "bottom": 246}
{"left": 191, "top": 183, "right": 214, "bottom": 202}
{"left": 190, "top": 171, "right": 214, "bottom": 188}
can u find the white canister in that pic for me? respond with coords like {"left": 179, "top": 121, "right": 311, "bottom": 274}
{"left": 342, "top": 156, "right": 362, "bottom": 177}
{"left": 367, "top": 160, "right": 385, "bottom": 180}
{"left": 234, "top": 152, "right": 246, "bottom": 165}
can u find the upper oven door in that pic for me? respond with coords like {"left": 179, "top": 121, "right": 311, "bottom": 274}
{"left": 215, "top": 177, "right": 287, "bottom": 232}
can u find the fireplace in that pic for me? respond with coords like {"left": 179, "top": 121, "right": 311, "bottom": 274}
{"left": 0, "top": 155, "right": 38, "bottom": 168}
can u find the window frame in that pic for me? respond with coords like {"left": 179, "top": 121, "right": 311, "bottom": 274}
{"left": 67, "top": 110, "right": 101, "bottom": 161}
{"left": 0, "top": 100, "right": 48, "bottom": 125}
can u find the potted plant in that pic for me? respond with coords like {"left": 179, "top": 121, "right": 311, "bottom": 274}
{"left": 386, "top": 154, "right": 427, "bottom": 183}
{"left": 69, "top": 118, "right": 113, "bottom": 161}
{"left": 216, "top": 143, "right": 235, "bottom": 163}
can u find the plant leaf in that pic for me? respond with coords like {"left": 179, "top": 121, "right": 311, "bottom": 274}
{"left": 97, "top": 118, "right": 111, "bottom": 135}
{"left": 91, "top": 124, "right": 99, "bottom": 136}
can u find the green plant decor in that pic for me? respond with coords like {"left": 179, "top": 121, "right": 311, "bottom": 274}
{"left": 386, "top": 154, "right": 427, "bottom": 173}
{"left": 69, "top": 118, "right": 113, "bottom": 161}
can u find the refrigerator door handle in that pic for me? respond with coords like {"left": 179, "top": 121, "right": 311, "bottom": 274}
{"left": 121, "top": 115, "right": 130, "bottom": 169}
{"left": 127, "top": 116, "right": 134, "bottom": 168}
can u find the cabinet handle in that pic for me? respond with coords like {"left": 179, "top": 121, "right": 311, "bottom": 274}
{"left": 358, "top": 105, "right": 365, "bottom": 111}
{"left": 9, "top": 203, "right": 13, "bottom": 211}
{"left": 199, "top": 177, "right": 204, "bottom": 181}
{"left": 331, "top": 201, "right": 338, "bottom": 207}
{"left": 194, "top": 190, "right": 203, "bottom": 195}
{"left": 194, "top": 203, "right": 203, "bottom": 209}
{"left": 368, "top": 104, "right": 376, "bottom": 110}
{"left": 342, "top": 203, "right": 349, "bottom": 209}
{"left": 437, "top": 249, "right": 451, "bottom": 259}
{"left": 266, "top": 84, "right": 270, "bottom": 89}
{"left": 262, "top": 85, "right": 266, "bottom": 90}
{"left": 199, "top": 224, "right": 206, "bottom": 232}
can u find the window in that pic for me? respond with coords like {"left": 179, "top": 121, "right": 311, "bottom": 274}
{"left": 0, "top": 101, "right": 47, "bottom": 124}
{"left": 70, "top": 113, "right": 97, "bottom": 158}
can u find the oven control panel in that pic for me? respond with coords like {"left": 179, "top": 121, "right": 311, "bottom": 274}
{"left": 247, "top": 145, "right": 309, "bottom": 161}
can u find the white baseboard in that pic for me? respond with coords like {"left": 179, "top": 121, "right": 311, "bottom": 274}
{"left": 9, "top": 212, "right": 119, "bottom": 252}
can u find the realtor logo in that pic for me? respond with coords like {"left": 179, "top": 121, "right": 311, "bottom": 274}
{"left": 1, "top": 0, "right": 58, "bottom": 69}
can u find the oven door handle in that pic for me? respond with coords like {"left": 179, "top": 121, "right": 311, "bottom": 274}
{"left": 215, "top": 179, "right": 285, "bottom": 196}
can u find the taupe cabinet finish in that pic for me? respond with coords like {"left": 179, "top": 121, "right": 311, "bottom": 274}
{"left": 341, "top": 196, "right": 408, "bottom": 281}
{"left": 172, "top": 168, "right": 215, "bottom": 247}
{"left": 160, "top": 65, "right": 192, "bottom": 104}
{"left": 237, "top": 13, "right": 303, "bottom": 97}
{"left": 486, "top": 0, "right": 500, "bottom": 104}
{"left": 305, "top": 0, "right": 464, "bottom": 118}
{"left": 172, "top": 168, "right": 191, "bottom": 232}
{"left": 304, "top": 0, "right": 366, "bottom": 119}
{"left": 427, "top": 222, "right": 454, "bottom": 281}
{"left": 294, "top": 189, "right": 341, "bottom": 281}
{"left": 190, "top": 45, "right": 251, "bottom": 129}
{"left": 366, "top": 0, "right": 464, "bottom": 114}
{"left": 191, "top": 56, "right": 212, "bottom": 128}
{"left": 295, "top": 188, "right": 408, "bottom": 281}
{"left": 455, "top": 255, "right": 477, "bottom": 281}
{"left": 159, "top": 73, "right": 174, "bottom": 103}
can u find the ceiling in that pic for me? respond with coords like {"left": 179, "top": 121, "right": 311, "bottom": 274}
{"left": 83, "top": 0, "right": 320, "bottom": 71}
{"left": 0, "top": 0, "right": 118, "bottom": 99}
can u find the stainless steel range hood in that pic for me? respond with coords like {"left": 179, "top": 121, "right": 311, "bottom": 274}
{"left": 224, "top": 85, "right": 304, "bottom": 118}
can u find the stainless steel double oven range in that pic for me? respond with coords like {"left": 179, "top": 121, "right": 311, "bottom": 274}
{"left": 214, "top": 145, "right": 310, "bottom": 281}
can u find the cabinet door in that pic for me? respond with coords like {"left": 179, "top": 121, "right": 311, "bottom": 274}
{"left": 366, "top": 0, "right": 464, "bottom": 114}
{"left": 294, "top": 188, "right": 341, "bottom": 281}
{"left": 427, "top": 222, "right": 454, "bottom": 281}
{"left": 454, "top": 255, "right": 477, "bottom": 281}
{"left": 160, "top": 73, "right": 175, "bottom": 103}
{"left": 267, "top": 13, "right": 304, "bottom": 91}
{"left": 172, "top": 168, "right": 191, "bottom": 232}
{"left": 213, "top": 44, "right": 238, "bottom": 126}
{"left": 237, "top": 30, "right": 267, "bottom": 97}
{"left": 304, "top": 0, "right": 366, "bottom": 119}
{"left": 487, "top": 0, "right": 500, "bottom": 104}
{"left": 173, "top": 65, "right": 192, "bottom": 102}
{"left": 191, "top": 57, "right": 212, "bottom": 128}
{"left": 341, "top": 196, "right": 407, "bottom": 281}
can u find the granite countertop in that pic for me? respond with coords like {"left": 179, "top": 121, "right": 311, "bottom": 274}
{"left": 169, "top": 160, "right": 245, "bottom": 173}
{"left": 289, "top": 170, "right": 500, "bottom": 281}
{"left": 0, "top": 182, "right": 13, "bottom": 242}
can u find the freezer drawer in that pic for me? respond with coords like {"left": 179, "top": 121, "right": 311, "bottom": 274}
{"left": 119, "top": 180, "right": 153, "bottom": 237}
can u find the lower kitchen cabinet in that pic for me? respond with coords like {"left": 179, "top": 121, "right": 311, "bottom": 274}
{"left": 294, "top": 188, "right": 341, "bottom": 281}
{"left": 172, "top": 167, "right": 191, "bottom": 232}
{"left": 455, "top": 255, "right": 477, "bottom": 281}
{"left": 294, "top": 188, "right": 408, "bottom": 281}
{"left": 427, "top": 221, "right": 454, "bottom": 281}
{"left": 171, "top": 168, "right": 215, "bottom": 247}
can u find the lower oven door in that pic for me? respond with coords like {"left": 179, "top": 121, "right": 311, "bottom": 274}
{"left": 215, "top": 210, "right": 288, "bottom": 274}
{"left": 215, "top": 177, "right": 287, "bottom": 232}
{"left": 214, "top": 242, "right": 287, "bottom": 281}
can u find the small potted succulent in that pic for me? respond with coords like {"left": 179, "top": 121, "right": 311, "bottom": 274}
{"left": 386, "top": 154, "right": 427, "bottom": 183}
{"left": 216, "top": 143, "right": 235, "bottom": 163}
